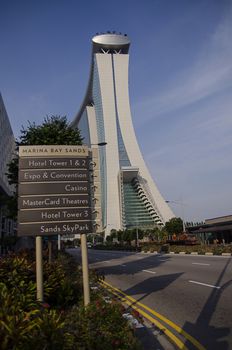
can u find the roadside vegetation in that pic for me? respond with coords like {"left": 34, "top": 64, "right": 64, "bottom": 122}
{"left": 141, "top": 243, "right": 232, "bottom": 255}
{"left": 74, "top": 217, "right": 231, "bottom": 256}
{"left": 0, "top": 249, "right": 141, "bottom": 349}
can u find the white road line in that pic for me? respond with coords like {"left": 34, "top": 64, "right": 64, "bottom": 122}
{"left": 121, "top": 264, "right": 126, "bottom": 267}
{"left": 142, "top": 270, "right": 157, "bottom": 274}
{"left": 192, "top": 262, "right": 210, "bottom": 266}
{"left": 189, "top": 280, "right": 220, "bottom": 289}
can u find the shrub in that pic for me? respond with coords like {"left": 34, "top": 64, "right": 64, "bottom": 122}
{"left": 0, "top": 282, "right": 38, "bottom": 350}
{"left": 161, "top": 244, "right": 170, "bottom": 253}
{"left": 0, "top": 251, "right": 141, "bottom": 349}
{"left": 43, "top": 254, "right": 82, "bottom": 308}
{"left": 0, "top": 253, "right": 37, "bottom": 310}
{"left": 142, "top": 246, "right": 148, "bottom": 252}
{"left": 65, "top": 299, "right": 141, "bottom": 350}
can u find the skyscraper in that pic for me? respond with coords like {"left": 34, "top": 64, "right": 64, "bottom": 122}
{"left": 0, "top": 93, "right": 16, "bottom": 249}
{"left": 72, "top": 33, "right": 174, "bottom": 234}
{"left": 0, "top": 93, "right": 15, "bottom": 197}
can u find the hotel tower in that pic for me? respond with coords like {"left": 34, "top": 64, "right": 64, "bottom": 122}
{"left": 72, "top": 32, "right": 174, "bottom": 234}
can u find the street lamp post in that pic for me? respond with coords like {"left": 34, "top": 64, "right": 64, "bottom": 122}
{"left": 81, "top": 141, "right": 107, "bottom": 306}
{"left": 136, "top": 226, "right": 139, "bottom": 250}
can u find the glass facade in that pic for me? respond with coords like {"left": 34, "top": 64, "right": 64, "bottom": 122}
{"left": 123, "top": 182, "right": 156, "bottom": 229}
{"left": 116, "top": 115, "right": 131, "bottom": 167}
{"left": 78, "top": 109, "right": 90, "bottom": 145}
{"left": 111, "top": 55, "right": 131, "bottom": 167}
{"left": 0, "top": 94, "right": 16, "bottom": 252}
{"left": 0, "top": 94, "right": 15, "bottom": 196}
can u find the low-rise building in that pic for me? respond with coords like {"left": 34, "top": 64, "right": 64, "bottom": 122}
{"left": 186, "top": 215, "right": 232, "bottom": 243}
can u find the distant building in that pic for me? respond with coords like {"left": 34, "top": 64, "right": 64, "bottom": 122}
{"left": 0, "top": 93, "right": 16, "bottom": 252}
{"left": 72, "top": 33, "right": 174, "bottom": 234}
{"left": 186, "top": 215, "right": 232, "bottom": 243}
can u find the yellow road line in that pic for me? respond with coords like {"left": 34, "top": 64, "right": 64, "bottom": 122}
{"left": 100, "top": 280, "right": 205, "bottom": 350}
{"left": 102, "top": 282, "right": 189, "bottom": 350}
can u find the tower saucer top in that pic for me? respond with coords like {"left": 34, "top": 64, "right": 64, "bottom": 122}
{"left": 92, "top": 32, "right": 130, "bottom": 53}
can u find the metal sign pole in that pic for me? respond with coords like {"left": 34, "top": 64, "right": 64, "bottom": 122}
{"left": 48, "top": 240, "right": 52, "bottom": 264}
{"left": 36, "top": 236, "right": 44, "bottom": 302}
{"left": 81, "top": 233, "right": 90, "bottom": 306}
{"left": 58, "top": 234, "right": 61, "bottom": 251}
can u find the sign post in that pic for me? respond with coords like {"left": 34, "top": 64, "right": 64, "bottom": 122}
{"left": 57, "top": 234, "right": 61, "bottom": 251}
{"left": 18, "top": 145, "right": 93, "bottom": 304}
{"left": 81, "top": 234, "right": 90, "bottom": 305}
{"left": 48, "top": 240, "right": 52, "bottom": 264}
{"left": 36, "top": 236, "right": 43, "bottom": 301}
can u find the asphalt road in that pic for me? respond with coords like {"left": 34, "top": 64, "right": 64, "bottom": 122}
{"left": 68, "top": 248, "right": 232, "bottom": 350}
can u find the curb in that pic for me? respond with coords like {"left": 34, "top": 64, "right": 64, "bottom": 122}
{"left": 141, "top": 250, "right": 232, "bottom": 256}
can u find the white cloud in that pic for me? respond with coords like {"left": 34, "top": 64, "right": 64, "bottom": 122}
{"left": 135, "top": 10, "right": 232, "bottom": 124}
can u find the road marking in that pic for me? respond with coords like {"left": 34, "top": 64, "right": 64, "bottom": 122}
{"left": 101, "top": 280, "right": 205, "bottom": 350}
{"left": 189, "top": 280, "right": 220, "bottom": 289}
{"left": 101, "top": 283, "right": 189, "bottom": 349}
{"left": 142, "top": 269, "right": 157, "bottom": 274}
{"left": 121, "top": 264, "right": 126, "bottom": 267}
{"left": 192, "top": 263, "right": 210, "bottom": 266}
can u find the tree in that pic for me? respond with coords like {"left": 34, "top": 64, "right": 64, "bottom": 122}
{"left": 6, "top": 115, "right": 83, "bottom": 219}
{"left": 164, "top": 217, "right": 183, "bottom": 235}
{"left": 145, "top": 227, "right": 162, "bottom": 241}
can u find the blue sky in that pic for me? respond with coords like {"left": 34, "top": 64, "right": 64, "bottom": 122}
{"left": 1, "top": 0, "right": 231, "bottom": 222}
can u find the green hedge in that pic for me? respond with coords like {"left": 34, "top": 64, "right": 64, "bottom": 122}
{"left": 141, "top": 243, "right": 232, "bottom": 255}
{"left": 94, "top": 244, "right": 139, "bottom": 252}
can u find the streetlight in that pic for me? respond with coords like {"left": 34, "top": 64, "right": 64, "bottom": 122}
{"left": 165, "top": 200, "right": 186, "bottom": 232}
{"left": 81, "top": 141, "right": 107, "bottom": 306}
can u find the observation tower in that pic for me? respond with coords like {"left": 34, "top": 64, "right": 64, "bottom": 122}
{"left": 72, "top": 32, "right": 174, "bottom": 234}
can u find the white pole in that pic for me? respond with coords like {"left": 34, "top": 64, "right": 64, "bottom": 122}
{"left": 136, "top": 227, "right": 139, "bottom": 249}
{"left": 58, "top": 234, "right": 61, "bottom": 250}
{"left": 81, "top": 233, "right": 90, "bottom": 306}
{"left": 48, "top": 240, "right": 52, "bottom": 264}
{"left": 181, "top": 200, "right": 185, "bottom": 232}
{"left": 36, "top": 236, "right": 43, "bottom": 302}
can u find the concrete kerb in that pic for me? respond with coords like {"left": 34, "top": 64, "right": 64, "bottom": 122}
{"left": 141, "top": 250, "right": 232, "bottom": 256}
